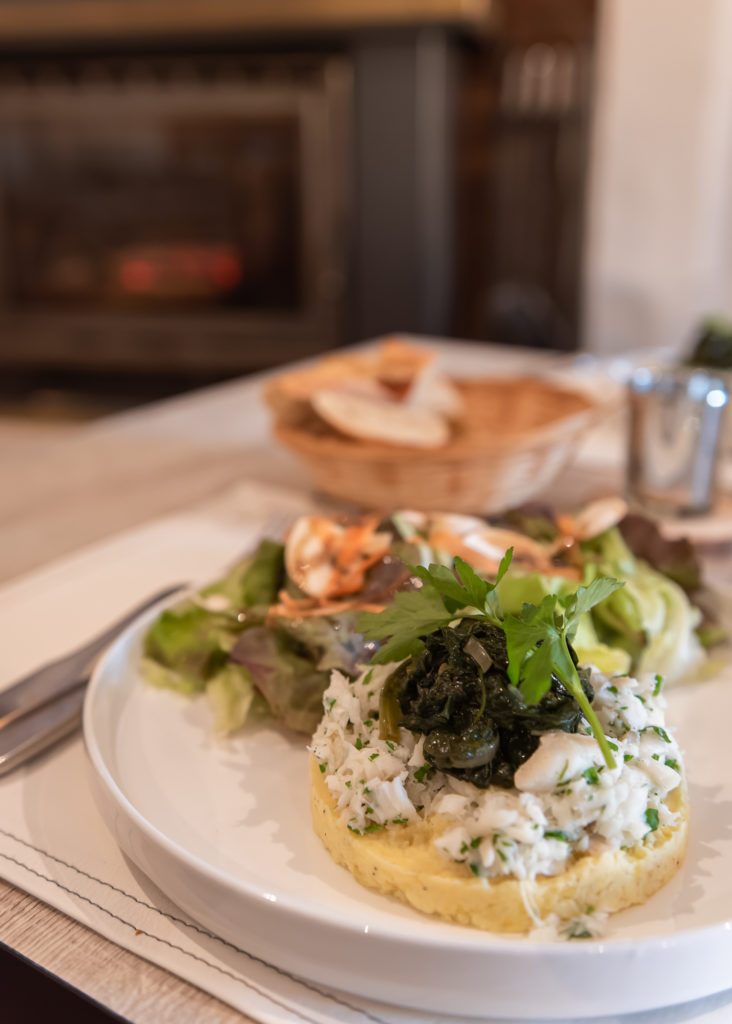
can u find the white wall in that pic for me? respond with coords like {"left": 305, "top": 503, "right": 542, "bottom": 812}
{"left": 583, "top": 0, "right": 732, "bottom": 356}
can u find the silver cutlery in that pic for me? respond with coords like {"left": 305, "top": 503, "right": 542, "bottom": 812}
{"left": 0, "top": 582, "right": 186, "bottom": 776}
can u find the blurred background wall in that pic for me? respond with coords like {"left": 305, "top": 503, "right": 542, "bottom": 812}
{"left": 585, "top": 0, "right": 732, "bottom": 357}
{"left": 0, "top": 0, "right": 729, "bottom": 414}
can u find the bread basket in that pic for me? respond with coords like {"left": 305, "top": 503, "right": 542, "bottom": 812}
{"left": 271, "top": 376, "right": 602, "bottom": 514}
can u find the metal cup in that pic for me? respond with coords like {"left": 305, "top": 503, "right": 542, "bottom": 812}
{"left": 627, "top": 366, "right": 729, "bottom": 516}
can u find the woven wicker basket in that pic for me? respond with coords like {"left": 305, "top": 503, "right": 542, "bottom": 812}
{"left": 271, "top": 377, "right": 602, "bottom": 514}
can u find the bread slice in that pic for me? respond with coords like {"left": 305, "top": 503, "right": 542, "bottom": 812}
{"left": 310, "top": 757, "right": 688, "bottom": 933}
{"left": 311, "top": 389, "right": 451, "bottom": 449}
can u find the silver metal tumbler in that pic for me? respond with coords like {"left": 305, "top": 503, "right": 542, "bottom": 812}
{"left": 627, "top": 366, "right": 729, "bottom": 516}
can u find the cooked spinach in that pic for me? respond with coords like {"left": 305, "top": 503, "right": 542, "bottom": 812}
{"left": 391, "top": 619, "right": 593, "bottom": 789}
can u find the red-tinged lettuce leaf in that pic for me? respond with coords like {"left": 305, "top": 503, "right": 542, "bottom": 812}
{"left": 229, "top": 612, "right": 367, "bottom": 733}
{"left": 619, "top": 513, "right": 702, "bottom": 593}
{"left": 229, "top": 625, "right": 327, "bottom": 734}
{"left": 502, "top": 505, "right": 559, "bottom": 543}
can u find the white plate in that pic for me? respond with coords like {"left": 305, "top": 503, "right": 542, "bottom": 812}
{"left": 84, "top": 607, "right": 732, "bottom": 1020}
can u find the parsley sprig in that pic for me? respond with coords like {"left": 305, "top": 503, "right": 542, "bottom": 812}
{"left": 360, "top": 550, "right": 512, "bottom": 665}
{"left": 358, "top": 550, "right": 623, "bottom": 769}
{"left": 503, "top": 579, "right": 623, "bottom": 768}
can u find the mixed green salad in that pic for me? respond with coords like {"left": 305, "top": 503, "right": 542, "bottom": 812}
{"left": 141, "top": 502, "right": 722, "bottom": 735}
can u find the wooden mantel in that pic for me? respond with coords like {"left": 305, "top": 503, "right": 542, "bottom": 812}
{"left": 0, "top": 0, "right": 495, "bottom": 43}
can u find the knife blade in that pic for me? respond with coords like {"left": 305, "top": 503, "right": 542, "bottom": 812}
{"left": 0, "top": 681, "right": 88, "bottom": 777}
{"left": 0, "top": 583, "right": 186, "bottom": 731}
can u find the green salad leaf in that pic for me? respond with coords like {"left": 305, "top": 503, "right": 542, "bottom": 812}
{"left": 142, "top": 538, "right": 285, "bottom": 704}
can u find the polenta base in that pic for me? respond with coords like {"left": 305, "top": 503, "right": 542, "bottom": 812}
{"left": 309, "top": 757, "right": 688, "bottom": 933}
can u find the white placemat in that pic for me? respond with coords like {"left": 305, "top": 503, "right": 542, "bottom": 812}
{"left": 2, "top": 479, "right": 732, "bottom": 1024}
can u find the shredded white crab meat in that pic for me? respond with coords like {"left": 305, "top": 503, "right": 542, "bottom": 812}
{"left": 310, "top": 665, "right": 683, "bottom": 879}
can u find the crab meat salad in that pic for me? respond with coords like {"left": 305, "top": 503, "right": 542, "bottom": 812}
{"left": 309, "top": 550, "right": 688, "bottom": 937}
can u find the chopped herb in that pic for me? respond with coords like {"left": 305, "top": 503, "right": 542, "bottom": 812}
{"left": 326, "top": 697, "right": 336, "bottom": 710}
{"left": 607, "top": 741, "right": 619, "bottom": 752}
{"left": 646, "top": 725, "right": 671, "bottom": 743}
{"left": 651, "top": 753, "right": 660, "bottom": 761}
{"left": 583, "top": 766, "right": 600, "bottom": 786}
{"left": 367, "top": 690, "right": 375, "bottom": 699}
{"left": 364, "top": 719, "right": 373, "bottom": 728}
{"left": 318, "top": 762, "right": 327, "bottom": 774}
{"left": 368, "top": 752, "right": 379, "bottom": 761}
{"left": 653, "top": 674, "right": 663, "bottom": 696}
{"left": 557, "top": 759, "right": 570, "bottom": 784}
{"left": 347, "top": 824, "right": 361, "bottom": 834}
{"left": 470, "top": 836, "right": 481, "bottom": 849}
{"left": 362, "top": 669, "right": 374, "bottom": 686}
{"left": 345, "top": 780, "right": 352, "bottom": 788}
{"left": 365, "top": 806, "right": 374, "bottom": 814}
{"left": 354, "top": 736, "right": 363, "bottom": 750}
{"left": 385, "top": 740, "right": 396, "bottom": 751}
{"left": 665, "top": 757, "right": 680, "bottom": 772}
{"left": 392, "top": 817, "right": 409, "bottom": 825}
{"left": 608, "top": 685, "right": 618, "bottom": 695}
{"left": 624, "top": 753, "right": 634, "bottom": 763}
{"left": 413, "top": 765, "right": 432, "bottom": 783}
{"left": 645, "top": 808, "right": 660, "bottom": 832}
{"left": 636, "top": 695, "right": 646, "bottom": 704}
{"left": 460, "top": 841, "right": 469, "bottom": 854}
{"left": 364, "top": 822, "right": 384, "bottom": 833}
{"left": 470, "top": 863, "right": 481, "bottom": 876}
{"left": 544, "top": 830, "right": 570, "bottom": 842}
{"left": 492, "top": 835, "right": 508, "bottom": 863}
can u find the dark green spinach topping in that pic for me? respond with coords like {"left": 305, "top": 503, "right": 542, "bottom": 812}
{"left": 381, "top": 619, "right": 593, "bottom": 789}
{"left": 362, "top": 551, "right": 622, "bottom": 772}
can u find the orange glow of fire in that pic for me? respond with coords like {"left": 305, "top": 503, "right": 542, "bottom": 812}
{"left": 117, "top": 245, "right": 243, "bottom": 294}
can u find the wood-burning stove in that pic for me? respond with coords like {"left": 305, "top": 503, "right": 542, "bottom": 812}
{"left": 0, "top": 52, "right": 351, "bottom": 375}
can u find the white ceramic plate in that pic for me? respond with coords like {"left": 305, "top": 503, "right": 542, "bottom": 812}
{"left": 84, "top": 608, "right": 732, "bottom": 1020}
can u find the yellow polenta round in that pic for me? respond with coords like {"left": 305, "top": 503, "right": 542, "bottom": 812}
{"left": 309, "top": 757, "right": 688, "bottom": 932}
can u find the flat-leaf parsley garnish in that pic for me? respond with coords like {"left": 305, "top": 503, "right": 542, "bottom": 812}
{"left": 359, "top": 550, "right": 512, "bottom": 666}
{"left": 502, "top": 577, "right": 623, "bottom": 769}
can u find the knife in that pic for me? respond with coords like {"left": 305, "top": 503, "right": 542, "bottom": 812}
{"left": 0, "top": 583, "right": 186, "bottom": 773}
{"left": 0, "top": 681, "right": 87, "bottom": 777}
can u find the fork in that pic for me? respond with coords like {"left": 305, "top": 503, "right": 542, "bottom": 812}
{"left": 0, "top": 582, "right": 186, "bottom": 776}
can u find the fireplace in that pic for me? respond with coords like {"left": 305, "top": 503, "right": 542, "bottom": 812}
{"left": 0, "top": 51, "right": 351, "bottom": 376}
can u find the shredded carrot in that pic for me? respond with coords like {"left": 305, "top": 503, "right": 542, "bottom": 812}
{"left": 267, "top": 598, "right": 386, "bottom": 620}
{"left": 556, "top": 514, "right": 575, "bottom": 536}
